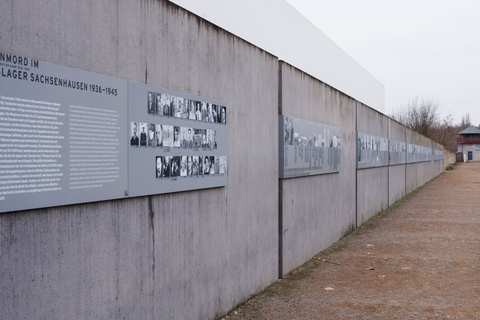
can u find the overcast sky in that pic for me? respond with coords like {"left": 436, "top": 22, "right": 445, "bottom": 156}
{"left": 285, "top": 0, "right": 480, "bottom": 126}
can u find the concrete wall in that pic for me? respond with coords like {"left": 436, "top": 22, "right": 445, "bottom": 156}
{"left": 356, "top": 104, "right": 389, "bottom": 225}
{"left": 0, "top": 1, "right": 446, "bottom": 319}
{"left": 1, "top": 1, "right": 278, "bottom": 320}
{"left": 388, "top": 119, "right": 407, "bottom": 205}
{"left": 279, "top": 62, "right": 356, "bottom": 275}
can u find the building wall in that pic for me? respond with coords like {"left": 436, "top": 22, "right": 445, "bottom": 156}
{"left": 0, "top": 1, "right": 445, "bottom": 319}
{"left": 356, "top": 104, "right": 389, "bottom": 225}
{"left": 1, "top": 1, "right": 278, "bottom": 320}
{"left": 459, "top": 144, "right": 480, "bottom": 161}
{"left": 279, "top": 62, "right": 356, "bottom": 275}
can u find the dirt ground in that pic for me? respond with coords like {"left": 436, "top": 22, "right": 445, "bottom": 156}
{"left": 221, "top": 162, "right": 480, "bottom": 319}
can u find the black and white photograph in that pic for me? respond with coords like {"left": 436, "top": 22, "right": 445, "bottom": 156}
{"left": 139, "top": 122, "right": 148, "bottom": 147}
{"left": 192, "top": 156, "right": 199, "bottom": 176}
{"left": 173, "top": 126, "right": 180, "bottom": 147}
{"left": 163, "top": 156, "right": 171, "bottom": 178}
{"left": 201, "top": 102, "right": 207, "bottom": 122}
{"left": 220, "top": 106, "right": 226, "bottom": 124}
{"left": 206, "top": 103, "right": 213, "bottom": 123}
{"left": 182, "top": 98, "right": 189, "bottom": 119}
{"left": 189, "top": 100, "right": 196, "bottom": 120}
{"left": 193, "top": 129, "right": 202, "bottom": 148}
{"left": 147, "top": 91, "right": 155, "bottom": 114}
{"left": 284, "top": 116, "right": 294, "bottom": 145}
{"left": 155, "top": 124, "right": 163, "bottom": 147}
{"left": 203, "top": 156, "right": 211, "bottom": 175}
{"left": 180, "top": 156, "right": 188, "bottom": 177}
{"left": 148, "top": 124, "right": 156, "bottom": 147}
{"left": 187, "top": 156, "right": 193, "bottom": 176}
{"left": 214, "top": 156, "right": 220, "bottom": 174}
{"left": 130, "top": 122, "right": 139, "bottom": 146}
{"left": 173, "top": 97, "right": 182, "bottom": 118}
{"left": 209, "top": 156, "right": 215, "bottom": 175}
{"left": 170, "top": 156, "right": 180, "bottom": 177}
{"left": 162, "top": 94, "right": 171, "bottom": 117}
{"left": 156, "top": 156, "right": 164, "bottom": 178}
{"left": 163, "top": 125, "right": 173, "bottom": 147}
{"left": 201, "top": 129, "right": 207, "bottom": 148}
{"left": 155, "top": 92, "right": 162, "bottom": 116}
{"left": 212, "top": 130, "right": 217, "bottom": 149}
{"left": 186, "top": 128, "right": 193, "bottom": 148}
{"left": 195, "top": 101, "right": 202, "bottom": 121}
{"left": 180, "top": 127, "right": 187, "bottom": 148}
{"left": 219, "top": 156, "right": 227, "bottom": 174}
{"left": 198, "top": 156, "right": 203, "bottom": 176}
{"left": 212, "top": 105, "right": 218, "bottom": 123}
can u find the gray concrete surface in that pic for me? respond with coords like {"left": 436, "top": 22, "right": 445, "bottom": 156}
{"left": 279, "top": 62, "right": 356, "bottom": 277}
{"left": 0, "top": 1, "right": 445, "bottom": 319}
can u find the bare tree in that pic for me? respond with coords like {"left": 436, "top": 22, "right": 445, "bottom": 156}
{"left": 431, "top": 113, "right": 457, "bottom": 151}
{"left": 390, "top": 97, "right": 439, "bottom": 138}
{"left": 459, "top": 113, "right": 471, "bottom": 130}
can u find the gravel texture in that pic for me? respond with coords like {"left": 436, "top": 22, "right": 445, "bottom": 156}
{"left": 221, "top": 162, "right": 480, "bottom": 319}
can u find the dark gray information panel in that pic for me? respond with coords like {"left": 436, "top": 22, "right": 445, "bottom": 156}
{"left": 128, "top": 82, "right": 227, "bottom": 197}
{"left": 389, "top": 139, "right": 407, "bottom": 165}
{"left": 407, "top": 144, "right": 432, "bottom": 163}
{"left": 0, "top": 53, "right": 128, "bottom": 213}
{"left": 279, "top": 115, "right": 340, "bottom": 179}
{"left": 434, "top": 149, "right": 444, "bottom": 160}
{"left": 356, "top": 131, "right": 389, "bottom": 169}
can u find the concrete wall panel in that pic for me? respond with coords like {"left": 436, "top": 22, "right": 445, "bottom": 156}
{"left": 280, "top": 63, "right": 356, "bottom": 275}
{"left": 356, "top": 166, "right": 389, "bottom": 225}
{"left": 389, "top": 165, "right": 406, "bottom": 205}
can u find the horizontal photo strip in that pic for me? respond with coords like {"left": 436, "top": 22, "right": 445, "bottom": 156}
{"left": 156, "top": 156, "right": 227, "bottom": 178}
{"left": 147, "top": 91, "right": 226, "bottom": 124}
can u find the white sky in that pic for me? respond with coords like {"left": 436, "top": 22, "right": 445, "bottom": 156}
{"left": 285, "top": 0, "right": 480, "bottom": 125}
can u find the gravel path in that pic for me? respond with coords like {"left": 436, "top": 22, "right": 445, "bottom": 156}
{"left": 221, "top": 162, "right": 480, "bottom": 319}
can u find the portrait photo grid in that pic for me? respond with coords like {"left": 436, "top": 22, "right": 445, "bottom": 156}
{"left": 131, "top": 91, "right": 227, "bottom": 181}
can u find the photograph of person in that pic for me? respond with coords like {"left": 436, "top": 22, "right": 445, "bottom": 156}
{"left": 189, "top": 100, "right": 196, "bottom": 120}
{"left": 206, "top": 103, "right": 213, "bottom": 123}
{"left": 214, "top": 156, "right": 220, "bottom": 174}
{"left": 180, "top": 156, "right": 188, "bottom": 177}
{"left": 209, "top": 156, "right": 215, "bottom": 175}
{"left": 203, "top": 156, "right": 210, "bottom": 175}
{"left": 192, "top": 156, "right": 199, "bottom": 176}
{"left": 219, "top": 156, "right": 227, "bottom": 174}
{"left": 147, "top": 124, "right": 156, "bottom": 147}
{"left": 157, "top": 156, "right": 164, "bottom": 178}
{"left": 163, "top": 125, "right": 173, "bottom": 147}
{"left": 163, "top": 94, "right": 171, "bottom": 116}
{"left": 187, "top": 156, "right": 193, "bottom": 176}
{"left": 186, "top": 128, "right": 193, "bottom": 148}
{"left": 163, "top": 156, "right": 171, "bottom": 178}
{"left": 195, "top": 101, "right": 202, "bottom": 121}
{"left": 221, "top": 106, "right": 226, "bottom": 124}
{"left": 155, "top": 124, "right": 163, "bottom": 147}
{"left": 182, "top": 98, "right": 190, "bottom": 119}
{"left": 173, "top": 126, "right": 180, "bottom": 147}
{"left": 176, "top": 97, "right": 183, "bottom": 118}
{"left": 201, "top": 102, "right": 207, "bottom": 122}
{"left": 155, "top": 93, "right": 162, "bottom": 116}
{"left": 206, "top": 130, "right": 213, "bottom": 149}
{"left": 147, "top": 91, "right": 155, "bottom": 114}
{"left": 198, "top": 156, "right": 203, "bottom": 176}
{"left": 212, "top": 130, "right": 217, "bottom": 149}
{"left": 171, "top": 156, "right": 180, "bottom": 177}
{"left": 201, "top": 129, "right": 207, "bottom": 148}
{"left": 180, "top": 127, "right": 187, "bottom": 148}
{"left": 212, "top": 104, "right": 218, "bottom": 123}
{"left": 284, "top": 116, "right": 294, "bottom": 145}
{"left": 139, "top": 122, "right": 148, "bottom": 146}
{"left": 193, "top": 129, "right": 202, "bottom": 148}
{"left": 130, "top": 122, "right": 139, "bottom": 146}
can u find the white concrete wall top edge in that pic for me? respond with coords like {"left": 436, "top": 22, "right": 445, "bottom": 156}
{"left": 168, "top": 0, "right": 385, "bottom": 113}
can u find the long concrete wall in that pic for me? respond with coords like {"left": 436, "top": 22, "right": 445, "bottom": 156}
{"left": 0, "top": 1, "right": 445, "bottom": 319}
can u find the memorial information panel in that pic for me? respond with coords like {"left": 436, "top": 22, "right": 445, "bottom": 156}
{"left": 279, "top": 115, "right": 341, "bottom": 179}
{"left": 0, "top": 53, "right": 227, "bottom": 213}
{"left": 434, "top": 149, "right": 444, "bottom": 160}
{"left": 407, "top": 144, "right": 432, "bottom": 163}
{"left": 356, "top": 132, "right": 389, "bottom": 169}
{"left": 389, "top": 139, "right": 407, "bottom": 165}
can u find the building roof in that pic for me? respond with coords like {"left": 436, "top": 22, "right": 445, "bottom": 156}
{"left": 458, "top": 126, "right": 480, "bottom": 135}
